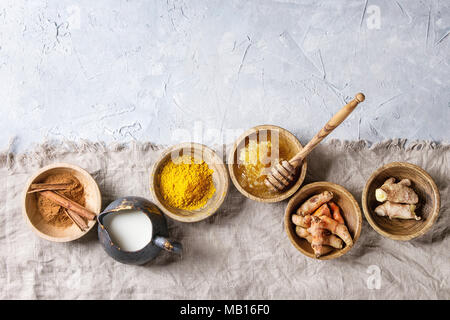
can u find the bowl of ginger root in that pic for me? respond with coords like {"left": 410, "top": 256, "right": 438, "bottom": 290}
{"left": 284, "top": 182, "right": 362, "bottom": 260}
{"left": 362, "top": 162, "right": 440, "bottom": 241}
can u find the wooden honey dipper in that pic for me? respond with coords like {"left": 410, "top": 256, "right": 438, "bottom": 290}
{"left": 264, "top": 93, "right": 365, "bottom": 191}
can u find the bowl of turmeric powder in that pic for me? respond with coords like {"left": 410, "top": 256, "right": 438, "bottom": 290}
{"left": 150, "top": 143, "right": 229, "bottom": 223}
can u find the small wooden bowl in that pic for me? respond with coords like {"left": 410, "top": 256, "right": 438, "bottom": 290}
{"left": 22, "top": 163, "right": 102, "bottom": 242}
{"left": 362, "top": 162, "right": 440, "bottom": 241}
{"left": 285, "top": 182, "right": 362, "bottom": 260}
{"left": 150, "top": 142, "right": 229, "bottom": 223}
{"left": 228, "top": 125, "right": 307, "bottom": 203}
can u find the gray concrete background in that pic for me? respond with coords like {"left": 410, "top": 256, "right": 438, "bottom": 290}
{"left": 1, "top": 0, "right": 449, "bottom": 152}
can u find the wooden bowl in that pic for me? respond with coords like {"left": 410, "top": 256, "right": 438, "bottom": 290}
{"left": 362, "top": 162, "right": 440, "bottom": 241}
{"left": 228, "top": 125, "right": 307, "bottom": 203}
{"left": 150, "top": 142, "right": 229, "bottom": 223}
{"left": 284, "top": 182, "right": 362, "bottom": 260}
{"left": 22, "top": 163, "right": 102, "bottom": 242}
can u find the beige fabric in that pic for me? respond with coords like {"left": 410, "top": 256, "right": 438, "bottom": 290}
{"left": 0, "top": 139, "right": 448, "bottom": 299}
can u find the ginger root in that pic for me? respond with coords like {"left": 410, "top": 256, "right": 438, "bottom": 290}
{"left": 374, "top": 177, "right": 420, "bottom": 220}
{"left": 374, "top": 201, "right": 420, "bottom": 220}
{"left": 296, "top": 191, "right": 333, "bottom": 216}
{"left": 375, "top": 178, "right": 418, "bottom": 204}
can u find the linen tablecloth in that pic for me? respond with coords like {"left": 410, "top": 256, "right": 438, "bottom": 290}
{"left": 0, "top": 139, "right": 448, "bottom": 299}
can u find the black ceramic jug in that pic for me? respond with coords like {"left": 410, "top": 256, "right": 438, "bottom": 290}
{"left": 98, "top": 196, "right": 182, "bottom": 265}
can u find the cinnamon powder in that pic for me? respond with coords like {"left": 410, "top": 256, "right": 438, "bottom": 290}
{"left": 36, "top": 173, "right": 85, "bottom": 228}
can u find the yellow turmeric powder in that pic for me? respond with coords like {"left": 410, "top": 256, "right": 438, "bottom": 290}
{"left": 158, "top": 155, "right": 215, "bottom": 210}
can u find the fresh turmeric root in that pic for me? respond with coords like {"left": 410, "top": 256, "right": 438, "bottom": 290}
{"left": 292, "top": 214, "right": 312, "bottom": 228}
{"left": 375, "top": 178, "right": 418, "bottom": 204}
{"left": 292, "top": 191, "right": 353, "bottom": 258}
{"left": 295, "top": 225, "right": 312, "bottom": 241}
{"left": 296, "top": 226, "right": 343, "bottom": 249}
{"left": 312, "top": 203, "right": 331, "bottom": 218}
{"left": 292, "top": 201, "right": 332, "bottom": 227}
{"left": 310, "top": 242, "right": 334, "bottom": 257}
{"left": 311, "top": 216, "right": 353, "bottom": 247}
{"left": 296, "top": 191, "right": 333, "bottom": 216}
{"left": 307, "top": 219, "right": 343, "bottom": 249}
{"left": 296, "top": 226, "right": 342, "bottom": 258}
{"left": 374, "top": 201, "right": 420, "bottom": 220}
{"left": 328, "top": 201, "right": 344, "bottom": 224}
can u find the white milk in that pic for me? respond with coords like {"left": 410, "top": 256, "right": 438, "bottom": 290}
{"left": 103, "top": 210, "right": 153, "bottom": 252}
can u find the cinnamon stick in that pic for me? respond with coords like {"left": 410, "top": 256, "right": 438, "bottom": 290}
{"left": 39, "top": 190, "right": 96, "bottom": 220}
{"left": 63, "top": 208, "right": 89, "bottom": 231}
{"left": 28, "top": 183, "right": 72, "bottom": 193}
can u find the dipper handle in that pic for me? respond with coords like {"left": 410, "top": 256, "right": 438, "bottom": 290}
{"left": 289, "top": 93, "right": 365, "bottom": 166}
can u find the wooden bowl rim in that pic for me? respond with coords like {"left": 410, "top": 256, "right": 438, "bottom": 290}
{"left": 228, "top": 124, "right": 307, "bottom": 203}
{"left": 361, "top": 161, "right": 441, "bottom": 241}
{"left": 150, "top": 142, "right": 229, "bottom": 223}
{"left": 284, "top": 181, "right": 362, "bottom": 260}
{"left": 22, "top": 162, "right": 102, "bottom": 242}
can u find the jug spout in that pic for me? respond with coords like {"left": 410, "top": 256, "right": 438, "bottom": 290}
{"left": 154, "top": 236, "right": 183, "bottom": 255}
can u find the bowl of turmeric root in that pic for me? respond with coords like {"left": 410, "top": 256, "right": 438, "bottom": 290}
{"left": 362, "top": 162, "right": 440, "bottom": 241}
{"left": 284, "top": 182, "right": 362, "bottom": 260}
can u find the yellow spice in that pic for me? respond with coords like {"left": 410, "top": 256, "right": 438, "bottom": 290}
{"left": 159, "top": 155, "right": 215, "bottom": 210}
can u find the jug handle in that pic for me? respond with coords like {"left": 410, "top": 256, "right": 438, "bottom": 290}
{"left": 153, "top": 236, "right": 183, "bottom": 255}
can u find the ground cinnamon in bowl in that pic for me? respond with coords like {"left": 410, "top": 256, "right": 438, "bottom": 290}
{"left": 36, "top": 173, "right": 85, "bottom": 228}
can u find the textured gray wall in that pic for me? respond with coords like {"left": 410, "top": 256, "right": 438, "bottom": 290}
{"left": 1, "top": 0, "right": 449, "bottom": 151}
